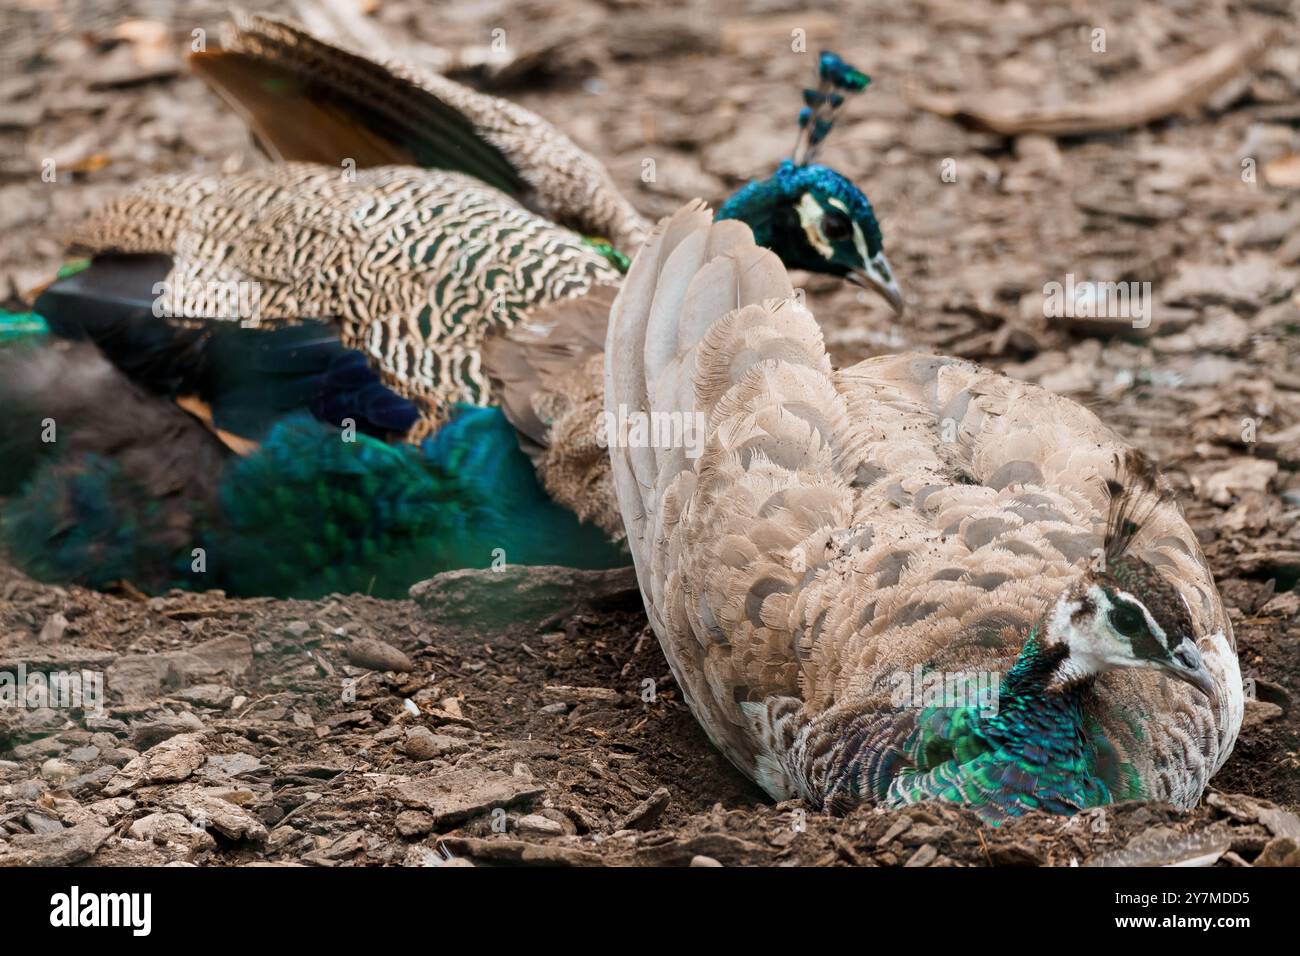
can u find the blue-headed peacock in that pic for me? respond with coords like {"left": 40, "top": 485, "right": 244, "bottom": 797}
{"left": 1, "top": 15, "right": 899, "bottom": 599}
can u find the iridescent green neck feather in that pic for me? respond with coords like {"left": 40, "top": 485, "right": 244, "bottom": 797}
{"left": 882, "top": 632, "right": 1136, "bottom": 825}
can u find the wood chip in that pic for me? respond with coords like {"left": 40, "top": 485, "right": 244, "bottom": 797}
{"left": 910, "top": 29, "right": 1278, "bottom": 137}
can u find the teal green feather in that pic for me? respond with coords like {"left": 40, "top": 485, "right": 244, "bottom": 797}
{"left": 580, "top": 236, "right": 631, "bottom": 274}
{"left": 2, "top": 400, "right": 625, "bottom": 599}
{"left": 884, "top": 632, "right": 1131, "bottom": 824}
{"left": 211, "top": 406, "right": 625, "bottom": 599}
{"left": 0, "top": 310, "right": 48, "bottom": 342}
{"left": 4, "top": 453, "right": 197, "bottom": 592}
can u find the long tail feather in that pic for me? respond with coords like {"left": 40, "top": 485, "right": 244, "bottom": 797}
{"left": 1, "top": 350, "right": 621, "bottom": 598}
{"left": 0, "top": 341, "right": 227, "bottom": 591}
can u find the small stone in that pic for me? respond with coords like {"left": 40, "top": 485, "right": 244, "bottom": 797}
{"left": 197, "top": 752, "right": 264, "bottom": 782}
{"left": 1, "top": 778, "right": 48, "bottom": 801}
{"left": 129, "top": 812, "right": 216, "bottom": 850}
{"left": 614, "top": 787, "right": 671, "bottom": 831}
{"left": 283, "top": 620, "right": 311, "bottom": 639}
{"left": 1259, "top": 591, "right": 1300, "bottom": 618}
{"left": 128, "top": 712, "right": 205, "bottom": 750}
{"left": 66, "top": 746, "right": 101, "bottom": 763}
{"left": 902, "top": 823, "right": 951, "bottom": 846}
{"left": 515, "top": 813, "right": 565, "bottom": 838}
{"left": 302, "top": 830, "right": 371, "bottom": 865}
{"left": 0, "top": 822, "right": 111, "bottom": 866}
{"left": 106, "top": 635, "right": 251, "bottom": 704}
{"left": 403, "top": 726, "right": 465, "bottom": 761}
{"left": 988, "top": 843, "right": 1044, "bottom": 866}
{"left": 877, "top": 817, "right": 912, "bottom": 846}
{"left": 166, "top": 790, "right": 268, "bottom": 843}
{"left": 100, "top": 747, "right": 135, "bottom": 768}
{"left": 142, "top": 733, "right": 207, "bottom": 783}
{"left": 424, "top": 705, "right": 474, "bottom": 728}
{"left": 105, "top": 732, "right": 206, "bottom": 795}
{"left": 690, "top": 854, "right": 723, "bottom": 867}
{"left": 40, "top": 758, "right": 78, "bottom": 784}
{"left": 66, "top": 765, "right": 116, "bottom": 794}
{"left": 24, "top": 812, "right": 64, "bottom": 835}
{"left": 391, "top": 768, "right": 543, "bottom": 826}
{"left": 542, "top": 685, "right": 622, "bottom": 704}
{"left": 346, "top": 638, "right": 413, "bottom": 673}
{"left": 39, "top": 612, "right": 69, "bottom": 642}
{"left": 85, "top": 797, "right": 136, "bottom": 823}
{"left": 1255, "top": 836, "right": 1300, "bottom": 867}
{"left": 266, "top": 826, "right": 301, "bottom": 853}
{"left": 538, "top": 702, "right": 568, "bottom": 714}
{"left": 904, "top": 844, "right": 939, "bottom": 867}
{"left": 85, "top": 716, "right": 128, "bottom": 734}
{"left": 169, "top": 684, "right": 235, "bottom": 709}
{"left": 409, "top": 565, "right": 640, "bottom": 631}
{"left": 394, "top": 810, "right": 435, "bottom": 837}
{"left": 12, "top": 737, "right": 65, "bottom": 759}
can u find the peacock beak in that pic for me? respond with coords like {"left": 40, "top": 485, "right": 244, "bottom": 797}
{"left": 1167, "top": 638, "right": 1216, "bottom": 699}
{"left": 849, "top": 249, "right": 905, "bottom": 316}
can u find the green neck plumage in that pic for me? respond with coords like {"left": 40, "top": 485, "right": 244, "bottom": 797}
{"left": 0, "top": 311, "right": 48, "bottom": 341}
{"left": 580, "top": 236, "right": 631, "bottom": 274}
{"left": 885, "top": 631, "right": 1138, "bottom": 823}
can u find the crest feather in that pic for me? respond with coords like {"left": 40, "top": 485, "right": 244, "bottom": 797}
{"left": 1103, "top": 449, "right": 1174, "bottom": 566}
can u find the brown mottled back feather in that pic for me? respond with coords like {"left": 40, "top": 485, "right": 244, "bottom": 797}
{"left": 68, "top": 163, "right": 623, "bottom": 439}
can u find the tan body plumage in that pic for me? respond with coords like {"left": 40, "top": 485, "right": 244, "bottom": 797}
{"left": 606, "top": 202, "right": 1242, "bottom": 815}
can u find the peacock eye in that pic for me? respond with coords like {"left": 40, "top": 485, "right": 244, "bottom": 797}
{"left": 821, "top": 209, "right": 852, "bottom": 242}
{"left": 1108, "top": 601, "right": 1148, "bottom": 639}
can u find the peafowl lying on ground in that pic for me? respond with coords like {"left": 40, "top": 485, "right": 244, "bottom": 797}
{"left": 605, "top": 202, "right": 1242, "bottom": 822}
{"left": 1, "top": 15, "right": 900, "bottom": 599}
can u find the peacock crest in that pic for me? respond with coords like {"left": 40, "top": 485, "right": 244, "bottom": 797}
{"left": 793, "top": 51, "right": 872, "bottom": 166}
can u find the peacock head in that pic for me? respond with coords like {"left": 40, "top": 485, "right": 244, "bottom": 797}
{"left": 714, "top": 52, "right": 903, "bottom": 315}
{"left": 718, "top": 161, "right": 901, "bottom": 313}
{"left": 1040, "top": 566, "right": 1215, "bottom": 699}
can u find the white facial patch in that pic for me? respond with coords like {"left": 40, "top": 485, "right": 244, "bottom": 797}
{"left": 1048, "top": 584, "right": 1166, "bottom": 681}
{"left": 852, "top": 222, "right": 869, "bottom": 266}
{"left": 796, "top": 193, "right": 834, "bottom": 259}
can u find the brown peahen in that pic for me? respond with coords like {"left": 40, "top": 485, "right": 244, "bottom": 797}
{"left": 2, "top": 16, "right": 901, "bottom": 599}
{"left": 604, "top": 201, "right": 1242, "bottom": 822}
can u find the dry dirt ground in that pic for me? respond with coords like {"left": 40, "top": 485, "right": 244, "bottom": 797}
{"left": 1, "top": 0, "right": 1299, "bottom": 866}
